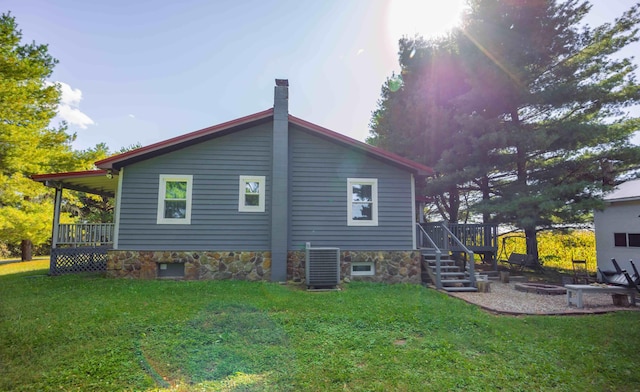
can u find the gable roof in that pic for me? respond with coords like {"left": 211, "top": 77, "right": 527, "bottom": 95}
{"left": 604, "top": 178, "right": 640, "bottom": 203}
{"left": 95, "top": 109, "right": 433, "bottom": 176}
{"left": 95, "top": 109, "right": 274, "bottom": 171}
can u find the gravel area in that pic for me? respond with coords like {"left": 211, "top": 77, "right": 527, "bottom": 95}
{"left": 448, "top": 281, "right": 640, "bottom": 315}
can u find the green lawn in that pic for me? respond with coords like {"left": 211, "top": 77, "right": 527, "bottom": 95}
{"left": 1, "top": 262, "right": 639, "bottom": 391}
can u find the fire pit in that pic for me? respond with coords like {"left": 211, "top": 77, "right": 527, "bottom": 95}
{"left": 514, "top": 282, "right": 567, "bottom": 295}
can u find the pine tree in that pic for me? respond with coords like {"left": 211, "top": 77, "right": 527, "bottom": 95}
{"left": 369, "top": 36, "right": 478, "bottom": 222}
{"left": 460, "top": 0, "right": 640, "bottom": 258}
{"left": 370, "top": 1, "right": 640, "bottom": 260}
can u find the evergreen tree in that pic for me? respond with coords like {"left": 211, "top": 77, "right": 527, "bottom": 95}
{"left": 460, "top": 0, "right": 640, "bottom": 258}
{"left": 369, "top": 36, "right": 477, "bottom": 222}
{"left": 370, "top": 1, "right": 640, "bottom": 259}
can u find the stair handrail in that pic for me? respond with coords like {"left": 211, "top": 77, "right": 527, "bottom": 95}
{"left": 440, "top": 223, "right": 476, "bottom": 287}
{"left": 416, "top": 223, "right": 443, "bottom": 289}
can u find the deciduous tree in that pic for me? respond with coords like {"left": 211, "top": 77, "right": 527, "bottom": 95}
{"left": 0, "top": 13, "right": 101, "bottom": 256}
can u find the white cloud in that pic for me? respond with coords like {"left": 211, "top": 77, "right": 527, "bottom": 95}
{"left": 357, "top": 49, "right": 364, "bottom": 56}
{"left": 58, "top": 81, "right": 83, "bottom": 106}
{"left": 48, "top": 81, "right": 95, "bottom": 129}
{"left": 58, "top": 105, "right": 95, "bottom": 129}
{"left": 128, "top": 114, "right": 135, "bottom": 118}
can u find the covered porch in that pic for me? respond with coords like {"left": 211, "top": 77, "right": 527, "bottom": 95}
{"left": 32, "top": 170, "right": 119, "bottom": 275}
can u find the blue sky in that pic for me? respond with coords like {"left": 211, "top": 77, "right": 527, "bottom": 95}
{"left": 4, "top": 0, "right": 639, "bottom": 151}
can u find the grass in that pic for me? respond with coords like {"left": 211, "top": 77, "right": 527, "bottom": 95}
{"left": 0, "top": 256, "right": 49, "bottom": 274}
{"left": 1, "top": 261, "right": 640, "bottom": 391}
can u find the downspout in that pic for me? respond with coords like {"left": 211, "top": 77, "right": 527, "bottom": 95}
{"left": 270, "top": 79, "right": 289, "bottom": 282}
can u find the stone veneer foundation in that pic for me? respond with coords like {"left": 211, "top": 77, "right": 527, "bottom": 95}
{"left": 107, "top": 250, "right": 420, "bottom": 284}
{"left": 288, "top": 250, "right": 421, "bottom": 284}
{"left": 106, "top": 251, "right": 271, "bottom": 280}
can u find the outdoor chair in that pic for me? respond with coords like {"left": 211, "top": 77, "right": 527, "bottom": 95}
{"left": 599, "top": 259, "right": 640, "bottom": 292}
{"left": 571, "top": 259, "right": 591, "bottom": 284}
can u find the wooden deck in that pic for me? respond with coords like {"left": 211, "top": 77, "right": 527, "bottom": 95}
{"left": 50, "top": 223, "right": 114, "bottom": 275}
{"left": 418, "top": 222, "right": 498, "bottom": 265}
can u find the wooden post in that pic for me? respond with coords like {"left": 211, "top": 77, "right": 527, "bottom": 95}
{"left": 612, "top": 294, "right": 630, "bottom": 307}
{"left": 477, "top": 280, "right": 491, "bottom": 293}
{"left": 51, "top": 186, "right": 62, "bottom": 249}
{"left": 500, "top": 271, "right": 510, "bottom": 283}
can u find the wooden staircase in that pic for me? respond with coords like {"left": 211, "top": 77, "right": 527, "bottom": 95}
{"left": 421, "top": 250, "right": 477, "bottom": 292}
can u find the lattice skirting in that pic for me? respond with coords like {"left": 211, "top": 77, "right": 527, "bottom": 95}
{"left": 50, "top": 247, "right": 110, "bottom": 276}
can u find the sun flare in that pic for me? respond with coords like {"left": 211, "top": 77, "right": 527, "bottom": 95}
{"left": 387, "top": 0, "right": 467, "bottom": 40}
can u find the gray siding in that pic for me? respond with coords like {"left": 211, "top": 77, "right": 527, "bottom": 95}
{"left": 117, "top": 124, "right": 272, "bottom": 250}
{"left": 289, "top": 125, "right": 414, "bottom": 250}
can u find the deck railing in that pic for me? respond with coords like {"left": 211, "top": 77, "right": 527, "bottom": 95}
{"left": 420, "top": 222, "right": 498, "bottom": 251}
{"left": 417, "top": 222, "right": 478, "bottom": 287}
{"left": 441, "top": 224, "right": 476, "bottom": 287}
{"left": 448, "top": 223, "right": 498, "bottom": 250}
{"left": 416, "top": 224, "right": 443, "bottom": 289}
{"left": 56, "top": 223, "right": 115, "bottom": 246}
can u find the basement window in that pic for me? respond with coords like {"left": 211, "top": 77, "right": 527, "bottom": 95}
{"left": 157, "top": 263, "right": 185, "bottom": 278}
{"left": 351, "top": 262, "right": 374, "bottom": 276}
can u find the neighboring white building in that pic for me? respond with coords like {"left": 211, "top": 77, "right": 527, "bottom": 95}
{"left": 594, "top": 178, "right": 640, "bottom": 274}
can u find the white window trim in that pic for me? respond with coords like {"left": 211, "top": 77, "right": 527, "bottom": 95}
{"left": 157, "top": 174, "right": 193, "bottom": 224}
{"left": 238, "top": 175, "right": 266, "bottom": 212}
{"left": 347, "top": 178, "right": 378, "bottom": 226}
{"left": 351, "top": 262, "right": 375, "bottom": 276}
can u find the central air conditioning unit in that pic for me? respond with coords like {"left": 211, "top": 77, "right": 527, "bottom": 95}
{"left": 305, "top": 242, "right": 340, "bottom": 289}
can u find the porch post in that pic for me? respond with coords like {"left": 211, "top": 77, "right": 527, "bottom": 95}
{"left": 51, "top": 186, "right": 62, "bottom": 249}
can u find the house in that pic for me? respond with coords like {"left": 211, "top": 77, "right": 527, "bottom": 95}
{"left": 594, "top": 178, "right": 640, "bottom": 275}
{"left": 33, "top": 80, "right": 440, "bottom": 285}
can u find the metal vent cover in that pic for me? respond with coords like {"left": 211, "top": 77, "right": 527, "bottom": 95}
{"left": 305, "top": 242, "right": 340, "bottom": 288}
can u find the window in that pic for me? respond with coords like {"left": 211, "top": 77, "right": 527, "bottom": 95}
{"left": 239, "top": 175, "right": 265, "bottom": 212}
{"left": 615, "top": 233, "right": 628, "bottom": 247}
{"left": 351, "top": 262, "right": 375, "bottom": 276}
{"left": 157, "top": 175, "right": 193, "bottom": 224}
{"left": 347, "top": 178, "right": 378, "bottom": 226}
{"left": 613, "top": 233, "right": 640, "bottom": 247}
{"left": 629, "top": 234, "right": 640, "bottom": 247}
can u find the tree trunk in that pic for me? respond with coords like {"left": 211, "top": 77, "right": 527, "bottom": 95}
{"left": 21, "top": 239, "right": 32, "bottom": 261}
{"left": 447, "top": 186, "right": 460, "bottom": 223}
{"left": 524, "top": 228, "right": 538, "bottom": 261}
{"left": 480, "top": 175, "right": 490, "bottom": 224}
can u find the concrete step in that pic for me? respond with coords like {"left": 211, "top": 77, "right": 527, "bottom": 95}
{"left": 443, "top": 286, "right": 478, "bottom": 292}
{"left": 433, "top": 266, "right": 460, "bottom": 271}
{"left": 426, "top": 261, "right": 456, "bottom": 266}
{"left": 441, "top": 279, "right": 472, "bottom": 285}
{"left": 441, "top": 272, "right": 465, "bottom": 277}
